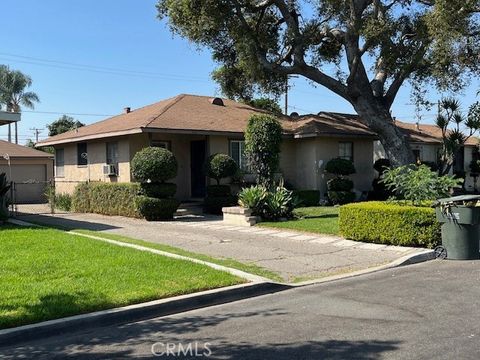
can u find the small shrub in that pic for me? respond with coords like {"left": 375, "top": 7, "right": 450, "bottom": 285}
{"left": 205, "top": 154, "right": 238, "bottom": 185}
{"left": 203, "top": 195, "right": 237, "bottom": 215}
{"left": 238, "top": 185, "right": 267, "bottom": 216}
{"left": 72, "top": 182, "right": 141, "bottom": 217}
{"left": 339, "top": 202, "right": 440, "bottom": 248}
{"left": 131, "top": 147, "right": 178, "bottom": 183}
{"left": 244, "top": 114, "right": 283, "bottom": 186}
{"left": 136, "top": 196, "right": 180, "bottom": 221}
{"left": 206, "top": 185, "right": 231, "bottom": 197}
{"left": 327, "top": 178, "right": 353, "bottom": 192}
{"left": 325, "top": 158, "right": 356, "bottom": 176}
{"left": 327, "top": 191, "right": 356, "bottom": 205}
{"left": 382, "top": 164, "right": 462, "bottom": 205}
{"left": 55, "top": 193, "right": 72, "bottom": 211}
{"left": 140, "top": 182, "right": 177, "bottom": 198}
{"left": 263, "top": 185, "right": 295, "bottom": 220}
{"left": 293, "top": 190, "right": 320, "bottom": 207}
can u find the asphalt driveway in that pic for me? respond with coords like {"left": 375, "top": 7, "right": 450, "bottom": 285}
{"left": 2, "top": 260, "right": 480, "bottom": 359}
{"left": 14, "top": 207, "right": 425, "bottom": 282}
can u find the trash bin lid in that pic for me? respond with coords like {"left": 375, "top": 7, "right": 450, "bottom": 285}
{"left": 436, "top": 194, "right": 480, "bottom": 205}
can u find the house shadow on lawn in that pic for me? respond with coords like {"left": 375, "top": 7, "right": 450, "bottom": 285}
{"left": 1, "top": 307, "right": 402, "bottom": 359}
{"left": 301, "top": 214, "right": 339, "bottom": 220}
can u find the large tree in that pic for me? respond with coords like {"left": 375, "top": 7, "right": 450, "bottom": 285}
{"left": 47, "top": 115, "right": 85, "bottom": 136}
{"left": 157, "top": 0, "right": 480, "bottom": 165}
{"left": 0, "top": 65, "right": 39, "bottom": 112}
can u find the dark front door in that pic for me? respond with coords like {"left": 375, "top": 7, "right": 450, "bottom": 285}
{"left": 190, "top": 140, "right": 207, "bottom": 198}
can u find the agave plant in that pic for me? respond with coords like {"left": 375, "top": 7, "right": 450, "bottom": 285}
{"left": 0, "top": 173, "right": 11, "bottom": 221}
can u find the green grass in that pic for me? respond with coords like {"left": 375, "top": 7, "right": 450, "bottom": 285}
{"left": 72, "top": 229, "right": 284, "bottom": 282}
{"left": 0, "top": 225, "right": 243, "bottom": 330}
{"left": 259, "top": 206, "right": 340, "bottom": 235}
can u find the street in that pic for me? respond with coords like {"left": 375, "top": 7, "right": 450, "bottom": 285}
{"left": 2, "top": 260, "right": 480, "bottom": 359}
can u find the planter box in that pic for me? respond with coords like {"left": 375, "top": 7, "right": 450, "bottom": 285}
{"left": 222, "top": 206, "right": 258, "bottom": 227}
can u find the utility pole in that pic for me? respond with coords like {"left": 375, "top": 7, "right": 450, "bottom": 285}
{"left": 284, "top": 75, "right": 298, "bottom": 115}
{"left": 30, "top": 128, "right": 44, "bottom": 143}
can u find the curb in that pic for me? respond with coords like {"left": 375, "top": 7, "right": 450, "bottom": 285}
{"left": 0, "top": 282, "right": 289, "bottom": 347}
{"left": 292, "top": 249, "right": 435, "bottom": 287}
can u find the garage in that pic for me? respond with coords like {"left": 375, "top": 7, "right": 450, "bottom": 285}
{"left": 0, "top": 140, "right": 54, "bottom": 204}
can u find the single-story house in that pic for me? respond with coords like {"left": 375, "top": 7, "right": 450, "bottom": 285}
{"left": 374, "top": 120, "right": 479, "bottom": 190}
{"left": 37, "top": 94, "right": 378, "bottom": 200}
{"left": 0, "top": 140, "right": 54, "bottom": 203}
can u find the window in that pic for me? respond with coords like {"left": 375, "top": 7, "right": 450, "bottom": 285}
{"left": 106, "top": 142, "right": 119, "bottom": 175}
{"left": 230, "top": 140, "right": 248, "bottom": 170}
{"left": 77, "top": 142, "right": 88, "bottom": 166}
{"left": 55, "top": 149, "right": 64, "bottom": 178}
{"left": 339, "top": 142, "right": 353, "bottom": 161}
{"left": 151, "top": 140, "right": 171, "bottom": 150}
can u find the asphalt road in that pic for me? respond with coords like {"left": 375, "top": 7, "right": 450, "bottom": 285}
{"left": 2, "top": 260, "right": 480, "bottom": 359}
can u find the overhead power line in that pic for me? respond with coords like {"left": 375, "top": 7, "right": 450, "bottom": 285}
{"left": 21, "top": 110, "right": 115, "bottom": 117}
{"left": 0, "top": 52, "right": 211, "bottom": 83}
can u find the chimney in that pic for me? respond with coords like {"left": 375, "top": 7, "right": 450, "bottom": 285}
{"left": 124, "top": 107, "right": 131, "bottom": 114}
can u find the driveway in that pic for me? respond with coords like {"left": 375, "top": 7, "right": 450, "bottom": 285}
{"left": 16, "top": 205, "right": 427, "bottom": 282}
{"left": 2, "top": 260, "right": 480, "bottom": 359}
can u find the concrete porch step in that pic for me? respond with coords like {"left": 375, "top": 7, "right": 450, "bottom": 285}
{"left": 175, "top": 201, "right": 204, "bottom": 216}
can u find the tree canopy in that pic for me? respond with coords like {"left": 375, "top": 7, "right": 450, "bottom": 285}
{"left": 157, "top": 0, "right": 480, "bottom": 165}
{"left": 0, "top": 65, "right": 39, "bottom": 112}
{"left": 47, "top": 115, "right": 85, "bottom": 136}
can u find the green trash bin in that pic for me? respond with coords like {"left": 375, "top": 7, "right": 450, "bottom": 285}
{"left": 435, "top": 195, "right": 480, "bottom": 260}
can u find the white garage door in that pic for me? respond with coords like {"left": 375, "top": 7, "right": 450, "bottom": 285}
{"left": 0, "top": 164, "right": 47, "bottom": 203}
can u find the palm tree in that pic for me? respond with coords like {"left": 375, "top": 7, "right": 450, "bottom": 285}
{"left": 0, "top": 65, "right": 39, "bottom": 112}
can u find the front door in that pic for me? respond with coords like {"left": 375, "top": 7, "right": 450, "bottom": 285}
{"left": 190, "top": 140, "right": 207, "bottom": 198}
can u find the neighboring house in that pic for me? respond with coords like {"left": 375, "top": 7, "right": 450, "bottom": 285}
{"left": 374, "top": 120, "right": 479, "bottom": 191}
{"left": 37, "top": 94, "right": 377, "bottom": 200}
{"left": 0, "top": 140, "right": 54, "bottom": 203}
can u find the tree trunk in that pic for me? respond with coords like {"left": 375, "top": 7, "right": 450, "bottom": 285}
{"left": 353, "top": 98, "right": 415, "bottom": 166}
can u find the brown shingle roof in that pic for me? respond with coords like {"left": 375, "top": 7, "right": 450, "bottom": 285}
{"left": 0, "top": 140, "right": 53, "bottom": 158}
{"left": 292, "top": 112, "right": 377, "bottom": 138}
{"left": 37, "top": 94, "right": 293, "bottom": 146}
{"left": 395, "top": 120, "right": 478, "bottom": 146}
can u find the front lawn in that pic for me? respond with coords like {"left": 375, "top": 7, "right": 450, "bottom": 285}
{"left": 259, "top": 206, "right": 339, "bottom": 235}
{"left": 0, "top": 225, "right": 242, "bottom": 329}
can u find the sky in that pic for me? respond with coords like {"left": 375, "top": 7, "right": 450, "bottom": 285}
{"left": 0, "top": 0, "right": 479, "bottom": 145}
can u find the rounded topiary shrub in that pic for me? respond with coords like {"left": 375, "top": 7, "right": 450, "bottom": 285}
{"left": 131, "top": 147, "right": 178, "bottom": 183}
{"left": 140, "top": 182, "right": 177, "bottom": 198}
{"left": 373, "top": 158, "right": 391, "bottom": 175}
{"left": 327, "top": 178, "right": 354, "bottom": 192}
{"left": 325, "top": 158, "right": 356, "bottom": 176}
{"left": 327, "top": 191, "right": 356, "bottom": 205}
{"left": 205, "top": 154, "right": 238, "bottom": 185}
{"left": 135, "top": 196, "right": 180, "bottom": 221}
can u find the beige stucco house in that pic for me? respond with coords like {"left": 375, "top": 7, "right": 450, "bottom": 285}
{"left": 37, "top": 94, "right": 378, "bottom": 200}
{"left": 374, "top": 120, "right": 479, "bottom": 190}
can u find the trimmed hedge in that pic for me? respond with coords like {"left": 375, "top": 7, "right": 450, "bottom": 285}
{"left": 328, "top": 191, "right": 356, "bottom": 205}
{"left": 339, "top": 201, "right": 440, "bottom": 248}
{"left": 140, "top": 182, "right": 177, "bottom": 198}
{"left": 293, "top": 190, "right": 320, "bottom": 207}
{"left": 135, "top": 196, "right": 180, "bottom": 221}
{"left": 131, "top": 147, "right": 178, "bottom": 182}
{"left": 72, "top": 182, "right": 141, "bottom": 218}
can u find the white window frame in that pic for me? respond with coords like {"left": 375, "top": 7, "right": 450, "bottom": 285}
{"left": 229, "top": 140, "right": 248, "bottom": 171}
{"left": 338, "top": 142, "right": 354, "bottom": 162}
{"left": 55, "top": 148, "right": 65, "bottom": 178}
{"left": 151, "top": 140, "right": 171, "bottom": 150}
{"left": 106, "top": 142, "right": 119, "bottom": 175}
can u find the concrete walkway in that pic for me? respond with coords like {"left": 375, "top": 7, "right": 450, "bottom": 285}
{"left": 15, "top": 205, "right": 428, "bottom": 282}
